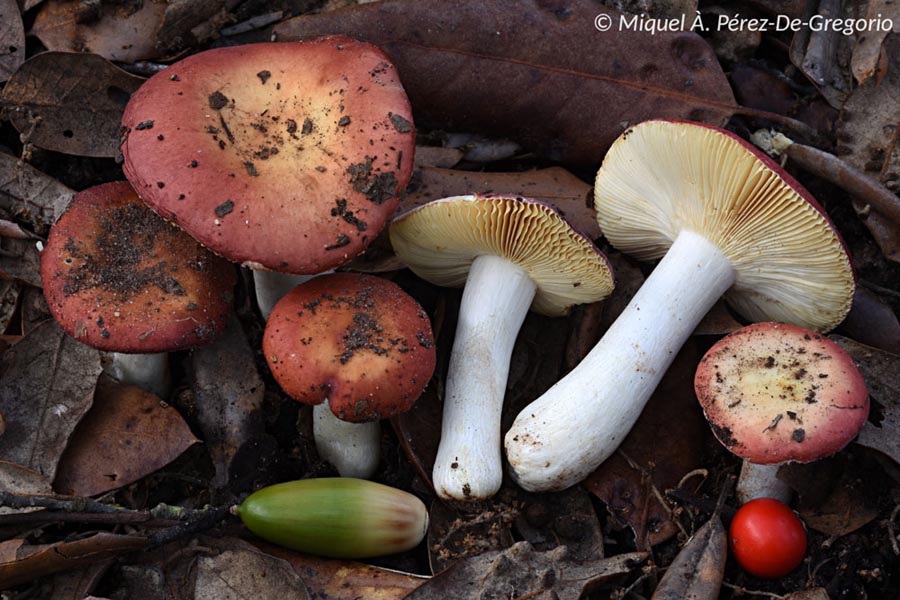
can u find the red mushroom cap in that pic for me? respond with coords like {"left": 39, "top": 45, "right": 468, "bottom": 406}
{"left": 695, "top": 322, "right": 869, "bottom": 464}
{"left": 120, "top": 36, "right": 415, "bottom": 274}
{"left": 41, "top": 181, "right": 236, "bottom": 352}
{"left": 263, "top": 273, "right": 435, "bottom": 422}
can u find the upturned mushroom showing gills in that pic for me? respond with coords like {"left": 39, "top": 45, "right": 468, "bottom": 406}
{"left": 120, "top": 35, "right": 415, "bottom": 275}
{"left": 695, "top": 322, "right": 869, "bottom": 504}
{"left": 263, "top": 273, "right": 435, "bottom": 478}
{"left": 505, "top": 120, "right": 856, "bottom": 493}
{"left": 390, "top": 195, "right": 614, "bottom": 501}
{"left": 40, "top": 182, "right": 236, "bottom": 397}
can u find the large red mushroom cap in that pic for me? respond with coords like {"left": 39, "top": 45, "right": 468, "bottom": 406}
{"left": 263, "top": 273, "right": 435, "bottom": 422}
{"left": 120, "top": 36, "right": 415, "bottom": 274}
{"left": 695, "top": 322, "right": 869, "bottom": 465}
{"left": 41, "top": 182, "right": 237, "bottom": 352}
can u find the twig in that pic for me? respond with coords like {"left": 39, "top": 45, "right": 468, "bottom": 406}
{"left": 722, "top": 582, "right": 787, "bottom": 599}
{"left": 148, "top": 504, "right": 233, "bottom": 546}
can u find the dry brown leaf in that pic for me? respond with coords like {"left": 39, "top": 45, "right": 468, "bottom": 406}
{"left": 157, "top": 0, "right": 240, "bottom": 54}
{"left": 0, "top": 280, "right": 20, "bottom": 335}
{"left": 274, "top": 0, "right": 736, "bottom": 168}
{"left": 32, "top": 0, "right": 168, "bottom": 63}
{"left": 0, "top": 0, "right": 24, "bottom": 82}
{"left": 39, "top": 559, "right": 112, "bottom": 600}
{"left": 0, "top": 151, "right": 75, "bottom": 233}
{"left": 836, "top": 287, "right": 900, "bottom": 354}
{"left": 190, "top": 314, "right": 265, "bottom": 489}
{"left": 0, "top": 533, "right": 147, "bottom": 589}
{"left": 651, "top": 515, "right": 726, "bottom": 600}
{"left": 53, "top": 377, "right": 199, "bottom": 497}
{"left": 0, "top": 460, "right": 53, "bottom": 506}
{"left": 408, "top": 542, "right": 646, "bottom": 600}
{"left": 0, "top": 237, "right": 41, "bottom": 287}
{"left": 0, "top": 321, "right": 102, "bottom": 480}
{"left": 831, "top": 335, "right": 900, "bottom": 465}
{"left": 1, "top": 52, "right": 144, "bottom": 158}
{"left": 850, "top": 1, "right": 900, "bottom": 84}
{"left": 194, "top": 543, "right": 310, "bottom": 600}
{"left": 584, "top": 340, "right": 709, "bottom": 549}
{"left": 255, "top": 541, "right": 428, "bottom": 600}
{"left": 835, "top": 34, "right": 900, "bottom": 260}
{"left": 513, "top": 486, "right": 605, "bottom": 561}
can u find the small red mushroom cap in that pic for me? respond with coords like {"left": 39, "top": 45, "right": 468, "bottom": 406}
{"left": 41, "top": 182, "right": 236, "bottom": 352}
{"left": 263, "top": 273, "right": 435, "bottom": 422}
{"left": 695, "top": 322, "right": 869, "bottom": 465}
{"left": 120, "top": 36, "right": 415, "bottom": 274}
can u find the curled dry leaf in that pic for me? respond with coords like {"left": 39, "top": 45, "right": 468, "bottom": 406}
{"left": 274, "top": 0, "right": 735, "bottom": 167}
{"left": 190, "top": 314, "right": 265, "bottom": 489}
{"left": 0, "top": 280, "right": 20, "bottom": 335}
{"left": 836, "top": 287, "right": 900, "bottom": 354}
{"left": 157, "top": 0, "right": 241, "bottom": 55}
{"left": 651, "top": 515, "right": 726, "bottom": 600}
{"left": 52, "top": 376, "right": 199, "bottom": 497}
{"left": 32, "top": 0, "right": 168, "bottom": 63}
{"left": 831, "top": 335, "right": 900, "bottom": 465}
{"left": 408, "top": 541, "right": 646, "bottom": 600}
{"left": 0, "top": 0, "right": 24, "bottom": 82}
{"left": 255, "top": 541, "right": 428, "bottom": 600}
{"left": 0, "top": 321, "right": 102, "bottom": 480}
{"left": 0, "top": 533, "right": 147, "bottom": 589}
{"left": 849, "top": 1, "right": 899, "bottom": 85}
{"left": 1, "top": 52, "right": 144, "bottom": 158}
{"left": 584, "top": 340, "right": 709, "bottom": 549}
{"left": 0, "top": 151, "right": 75, "bottom": 233}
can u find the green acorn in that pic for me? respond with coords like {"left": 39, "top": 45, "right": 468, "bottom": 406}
{"left": 235, "top": 477, "right": 429, "bottom": 558}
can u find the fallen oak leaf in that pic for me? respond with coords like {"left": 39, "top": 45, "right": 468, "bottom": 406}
{"left": 0, "top": 151, "right": 75, "bottom": 233}
{"left": 0, "top": 533, "right": 148, "bottom": 589}
{"left": 407, "top": 541, "right": 647, "bottom": 600}
{"left": 651, "top": 505, "right": 727, "bottom": 599}
{"left": 0, "top": 321, "right": 102, "bottom": 480}
{"left": 274, "top": 0, "right": 736, "bottom": 168}
{"left": 0, "top": 0, "right": 24, "bottom": 82}
{"left": 52, "top": 376, "right": 199, "bottom": 497}
{"left": 0, "top": 461, "right": 52, "bottom": 506}
{"left": 1, "top": 52, "right": 144, "bottom": 158}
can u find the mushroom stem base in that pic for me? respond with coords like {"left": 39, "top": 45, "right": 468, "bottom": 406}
{"left": 737, "top": 461, "right": 793, "bottom": 505}
{"left": 313, "top": 401, "right": 381, "bottom": 479}
{"left": 505, "top": 230, "right": 736, "bottom": 492}
{"left": 103, "top": 351, "right": 171, "bottom": 399}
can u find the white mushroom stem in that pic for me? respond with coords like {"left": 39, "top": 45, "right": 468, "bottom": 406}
{"left": 313, "top": 401, "right": 381, "bottom": 479}
{"left": 254, "top": 270, "right": 330, "bottom": 320}
{"left": 103, "top": 351, "right": 171, "bottom": 399}
{"left": 255, "top": 268, "right": 380, "bottom": 479}
{"left": 433, "top": 254, "right": 536, "bottom": 501}
{"left": 737, "top": 462, "right": 793, "bottom": 505}
{"left": 505, "top": 230, "right": 736, "bottom": 492}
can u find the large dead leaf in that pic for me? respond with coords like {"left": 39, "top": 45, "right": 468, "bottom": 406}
{"left": 256, "top": 541, "right": 428, "bottom": 600}
{"left": 584, "top": 340, "right": 709, "bottom": 549}
{"left": 0, "top": 0, "right": 24, "bottom": 82}
{"left": 0, "top": 236, "right": 41, "bottom": 287}
{"left": 0, "top": 533, "right": 147, "bottom": 589}
{"left": 831, "top": 335, "right": 900, "bottom": 464}
{"left": 0, "top": 151, "right": 75, "bottom": 233}
{"left": 408, "top": 542, "right": 646, "bottom": 600}
{"left": 835, "top": 34, "right": 900, "bottom": 261}
{"left": 274, "top": 0, "right": 736, "bottom": 167}
{"left": 850, "top": 1, "right": 900, "bottom": 85}
{"left": 836, "top": 287, "right": 900, "bottom": 354}
{"left": 0, "top": 321, "right": 102, "bottom": 480}
{"left": 193, "top": 544, "right": 310, "bottom": 600}
{"left": 190, "top": 314, "right": 265, "bottom": 489}
{"left": 651, "top": 515, "right": 726, "bottom": 600}
{"left": 32, "top": 0, "right": 168, "bottom": 63}
{"left": 53, "top": 377, "right": 199, "bottom": 497}
{"left": 1, "top": 52, "right": 144, "bottom": 158}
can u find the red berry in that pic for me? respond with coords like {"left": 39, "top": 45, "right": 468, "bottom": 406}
{"left": 729, "top": 498, "right": 807, "bottom": 578}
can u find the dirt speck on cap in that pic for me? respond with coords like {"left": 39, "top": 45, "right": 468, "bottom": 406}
{"left": 208, "top": 91, "right": 228, "bottom": 110}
